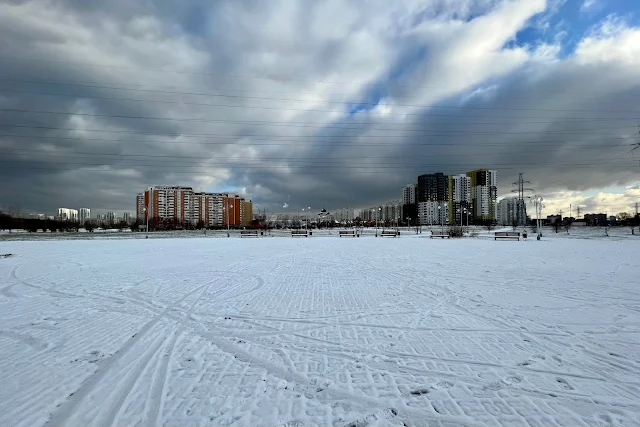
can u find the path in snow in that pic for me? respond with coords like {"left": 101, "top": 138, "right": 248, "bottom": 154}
{"left": 1, "top": 237, "right": 639, "bottom": 427}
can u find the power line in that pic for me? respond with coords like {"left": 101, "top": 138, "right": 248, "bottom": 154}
{"left": 3, "top": 108, "right": 639, "bottom": 130}
{"left": 0, "top": 144, "right": 621, "bottom": 160}
{"left": 4, "top": 77, "right": 640, "bottom": 112}
{"left": 2, "top": 77, "right": 640, "bottom": 114}
{"left": 0, "top": 163, "right": 633, "bottom": 177}
{"left": 0, "top": 158, "right": 634, "bottom": 169}
{"left": 1, "top": 123, "right": 636, "bottom": 139}
{"left": 3, "top": 88, "right": 640, "bottom": 120}
{"left": 3, "top": 55, "right": 640, "bottom": 102}
{"left": 0, "top": 132, "right": 635, "bottom": 147}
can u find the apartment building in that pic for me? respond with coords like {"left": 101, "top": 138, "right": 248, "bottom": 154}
{"left": 418, "top": 201, "right": 448, "bottom": 226}
{"left": 242, "top": 199, "right": 253, "bottom": 227}
{"left": 136, "top": 186, "right": 252, "bottom": 227}
{"left": 79, "top": 208, "right": 91, "bottom": 224}
{"left": 222, "top": 194, "right": 243, "bottom": 227}
{"left": 467, "top": 169, "right": 497, "bottom": 224}
{"left": 57, "top": 208, "right": 78, "bottom": 221}
{"left": 448, "top": 174, "right": 471, "bottom": 225}
{"left": 106, "top": 211, "right": 117, "bottom": 224}
{"left": 193, "top": 192, "right": 223, "bottom": 227}
{"left": 417, "top": 172, "right": 448, "bottom": 203}
{"left": 402, "top": 184, "right": 416, "bottom": 205}
{"left": 136, "top": 186, "right": 194, "bottom": 225}
{"left": 497, "top": 197, "right": 527, "bottom": 226}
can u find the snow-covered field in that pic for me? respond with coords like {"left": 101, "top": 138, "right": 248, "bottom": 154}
{"left": 1, "top": 236, "right": 639, "bottom": 427}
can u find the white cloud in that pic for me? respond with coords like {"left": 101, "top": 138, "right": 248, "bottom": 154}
{"left": 580, "top": 0, "right": 598, "bottom": 12}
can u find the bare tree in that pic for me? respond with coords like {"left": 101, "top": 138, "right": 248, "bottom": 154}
{"left": 84, "top": 220, "right": 98, "bottom": 232}
{"left": 616, "top": 212, "right": 631, "bottom": 222}
{"left": 485, "top": 220, "right": 496, "bottom": 232}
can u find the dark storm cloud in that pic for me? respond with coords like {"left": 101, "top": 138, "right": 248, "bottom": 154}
{"left": 0, "top": 0, "right": 639, "bottom": 215}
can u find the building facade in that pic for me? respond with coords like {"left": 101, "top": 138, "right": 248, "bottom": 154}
{"left": 193, "top": 192, "right": 223, "bottom": 227}
{"left": 57, "top": 208, "right": 78, "bottom": 221}
{"left": 417, "top": 173, "right": 448, "bottom": 203}
{"left": 136, "top": 186, "right": 252, "bottom": 227}
{"left": 448, "top": 174, "right": 471, "bottom": 225}
{"left": 467, "top": 169, "right": 497, "bottom": 224}
{"left": 402, "top": 184, "right": 416, "bottom": 205}
{"left": 78, "top": 208, "right": 91, "bottom": 224}
{"left": 418, "top": 201, "right": 448, "bottom": 226}
{"left": 242, "top": 200, "right": 253, "bottom": 226}
{"left": 497, "top": 197, "right": 527, "bottom": 226}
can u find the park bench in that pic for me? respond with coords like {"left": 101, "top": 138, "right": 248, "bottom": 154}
{"left": 291, "top": 230, "right": 308, "bottom": 237}
{"left": 381, "top": 230, "right": 399, "bottom": 237}
{"left": 240, "top": 230, "right": 259, "bottom": 238}
{"left": 494, "top": 231, "right": 520, "bottom": 241}
{"left": 430, "top": 231, "right": 450, "bottom": 239}
{"left": 339, "top": 230, "right": 357, "bottom": 237}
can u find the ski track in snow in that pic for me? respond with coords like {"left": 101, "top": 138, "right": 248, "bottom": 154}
{"left": 0, "top": 237, "right": 639, "bottom": 427}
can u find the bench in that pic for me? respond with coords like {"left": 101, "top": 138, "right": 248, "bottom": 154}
{"left": 430, "top": 231, "right": 450, "bottom": 239}
{"left": 240, "top": 230, "right": 259, "bottom": 238}
{"left": 339, "top": 230, "right": 357, "bottom": 237}
{"left": 495, "top": 231, "right": 520, "bottom": 241}
{"left": 291, "top": 230, "right": 308, "bottom": 237}
{"left": 381, "top": 230, "right": 398, "bottom": 237}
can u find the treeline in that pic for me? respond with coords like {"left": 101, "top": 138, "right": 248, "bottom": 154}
{"left": 0, "top": 211, "right": 140, "bottom": 232}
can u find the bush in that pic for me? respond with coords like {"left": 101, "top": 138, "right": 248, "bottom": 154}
{"left": 448, "top": 226, "right": 464, "bottom": 238}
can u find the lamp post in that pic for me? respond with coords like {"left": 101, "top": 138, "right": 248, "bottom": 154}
{"left": 143, "top": 207, "right": 149, "bottom": 238}
{"left": 226, "top": 203, "right": 233, "bottom": 237}
{"left": 438, "top": 205, "right": 442, "bottom": 230}
{"left": 375, "top": 207, "right": 381, "bottom": 237}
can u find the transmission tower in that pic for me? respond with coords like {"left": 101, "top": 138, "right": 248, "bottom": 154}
{"left": 511, "top": 173, "right": 534, "bottom": 225}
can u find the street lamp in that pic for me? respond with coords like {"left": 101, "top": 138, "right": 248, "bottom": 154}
{"left": 226, "top": 203, "right": 233, "bottom": 237}
{"left": 438, "top": 205, "right": 442, "bottom": 230}
{"left": 143, "top": 207, "right": 149, "bottom": 238}
{"left": 375, "top": 207, "right": 381, "bottom": 237}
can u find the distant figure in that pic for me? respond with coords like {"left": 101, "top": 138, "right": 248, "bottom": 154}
{"left": 522, "top": 231, "right": 527, "bottom": 240}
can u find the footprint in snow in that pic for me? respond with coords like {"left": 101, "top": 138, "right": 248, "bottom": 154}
{"left": 556, "top": 377, "right": 574, "bottom": 390}
{"left": 339, "top": 408, "right": 398, "bottom": 427}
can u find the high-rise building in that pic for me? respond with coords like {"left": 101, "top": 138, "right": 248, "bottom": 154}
{"left": 222, "top": 194, "right": 243, "bottom": 227}
{"left": 418, "top": 201, "right": 448, "bottom": 225}
{"left": 193, "top": 192, "right": 223, "bottom": 227}
{"left": 242, "top": 200, "right": 253, "bottom": 226}
{"left": 383, "top": 201, "right": 403, "bottom": 223}
{"left": 467, "top": 169, "right": 497, "bottom": 224}
{"left": 417, "top": 173, "right": 448, "bottom": 203}
{"left": 57, "top": 208, "right": 78, "bottom": 221}
{"left": 136, "top": 186, "right": 194, "bottom": 225}
{"left": 497, "top": 197, "right": 526, "bottom": 226}
{"left": 78, "top": 208, "right": 91, "bottom": 224}
{"left": 122, "top": 212, "right": 133, "bottom": 224}
{"left": 448, "top": 174, "right": 471, "bottom": 225}
{"left": 137, "top": 186, "right": 252, "bottom": 228}
{"left": 106, "top": 211, "right": 117, "bottom": 225}
{"left": 402, "top": 184, "right": 416, "bottom": 205}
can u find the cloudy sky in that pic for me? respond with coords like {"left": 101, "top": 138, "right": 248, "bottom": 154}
{"left": 0, "top": 0, "right": 639, "bottom": 217}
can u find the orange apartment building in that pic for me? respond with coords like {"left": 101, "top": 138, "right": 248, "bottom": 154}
{"left": 136, "top": 186, "right": 252, "bottom": 228}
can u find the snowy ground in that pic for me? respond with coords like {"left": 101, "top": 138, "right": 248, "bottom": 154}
{"left": 1, "top": 236, "right": 639, "bottom": 427}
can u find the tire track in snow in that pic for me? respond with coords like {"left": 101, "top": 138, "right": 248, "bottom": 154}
{"left": 46, "top": 283, "right": 209, "bottom": 427}
{"left": 95, "top": 326, "right": 171, "bottom": 427}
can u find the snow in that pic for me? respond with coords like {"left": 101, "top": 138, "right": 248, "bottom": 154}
{"left": 1, "top": 235, "right": 639, "bottom": 427}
